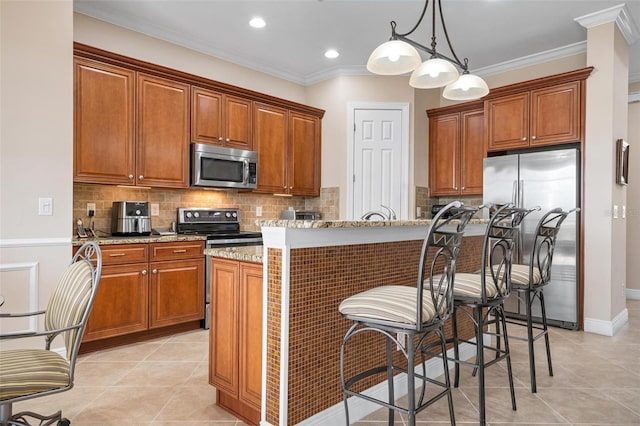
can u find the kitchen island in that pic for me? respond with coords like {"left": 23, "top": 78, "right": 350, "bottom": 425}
{"left": 254, "top": 218, "right": 486, "bottom": 426}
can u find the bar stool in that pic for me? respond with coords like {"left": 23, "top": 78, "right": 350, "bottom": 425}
{"left": 339, "top": 201, "right": 478, "bottom": 426}
{"left": 506, "top": 207, "right": 578, "bottom": 393}
{"left": 448, "top": 204, "right": 534, "bottom": 426}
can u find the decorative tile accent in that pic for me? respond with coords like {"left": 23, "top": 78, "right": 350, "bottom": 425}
{"left": 266, "top": 248, "right": 282, "bottom": 426}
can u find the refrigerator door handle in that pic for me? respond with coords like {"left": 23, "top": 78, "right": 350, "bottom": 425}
{"left": 519, "top": 179, "right": 524, "bottom": 207}
{"left": 512, "top": 180, "right": 518, "bottom": 205}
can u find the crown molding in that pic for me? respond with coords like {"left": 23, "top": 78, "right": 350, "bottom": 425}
{"left": 574, "top": 3, "right": 640, "bottom": 46}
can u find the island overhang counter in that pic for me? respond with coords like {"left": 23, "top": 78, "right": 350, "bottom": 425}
{"left": 257, "top": 219, "right": 486, "bottom": 426}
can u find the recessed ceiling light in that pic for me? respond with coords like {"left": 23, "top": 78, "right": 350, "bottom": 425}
{"left": 324, "top": 49, "right": 339, "bottom": 59}
{"left": 249, "top": 17, "right": 266, "bottom": 28}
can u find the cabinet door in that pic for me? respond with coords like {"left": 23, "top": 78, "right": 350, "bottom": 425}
{"left": 486, "top": 92, "right": 530, "bottom": 151}
{"left": 209, "top": 259, "right": 239, "bottom": 396}
{"left": 149, "top": 258, "right": 205, "bottom": 329}
{"left": 137, "top": 73, "right": 190, "bottom": 188}
{"left": 429, "top": 113, "right": 460, "bottom": 196}
{"left": 253, "top": 103, "right": 287, "bottom": 194}
{"left": 225, "top": 95, "right": 253, "bottom": 150}
{"left": 239, "top": 262, "right": 263, "bottom": 410}
{"left": 460, "top": 109, "right": 485, "bottom": 195}
{"left": 83, "top": 263, "right": 149, "bottom": 342}
{"left": 74, "top": 58, "right": 135, "bottom": 185}
{"left": 530, "top": 82, "right": 580, "bottom": 146}
{"left": 288, "top": 112, "right": 320, "bottom": 196}
{"left": 191, "top": 87, "right": 223, "bottom": 144}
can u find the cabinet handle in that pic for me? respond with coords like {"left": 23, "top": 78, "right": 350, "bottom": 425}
{"left": 141, "top": 269, "right": 147, "bottom": 276}
{"left": 128, "top": 174, "right": 134, "bottom": 180}
{"left": 139, "top": 175, "right": 144, "bottom": 180}
{"left": 152, "top": 269, "right": 158, "bottom": 274}
{"left": 521, "top": 137, "right": 527, "bottom": 141}
{"left": 531, "top": 135, "right": 537, "bottom": 140}
{"left": 172, "top": 249, "right": 187, "bottom": 253}
{"left": 109, "top": 253, "right": 126, "bottom": 257}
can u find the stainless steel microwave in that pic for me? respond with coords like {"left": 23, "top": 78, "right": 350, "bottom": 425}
{"left": 191, "top": 143, "right": 258, "bottom": 189}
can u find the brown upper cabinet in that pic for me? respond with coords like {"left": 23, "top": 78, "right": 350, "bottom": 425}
{"left": 486, "top": 81, "right": 583, "bottom": 152}
{"left": 74, "top": 57, "right": 190, "bottom": 188}
{"left": 191, "top": 87, "right": 253, "bottom": 150}
{"left": 428, "top": 104, "right": 484, "bottom": 197}
{"left": 253, "top": 103, "right": 321, "bottom": 196}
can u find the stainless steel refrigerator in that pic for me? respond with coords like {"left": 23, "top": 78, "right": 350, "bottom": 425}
{"left": 483, "top": 147, "right": 580, "bottom": 330}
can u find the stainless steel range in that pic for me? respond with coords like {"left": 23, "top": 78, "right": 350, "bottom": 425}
{"left": 177, "top": 208, "right": 263, "bottom": 329}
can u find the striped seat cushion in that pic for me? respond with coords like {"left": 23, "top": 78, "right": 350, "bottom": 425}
{"left": 0, "top": 349, "right": 70, "bottom": 401}
{"left": 453, "top": 272, "right": 506, "bottom": 299}
{"left": 510, "top": 264, "right": 542, "bottom": 286}
{"left": 339, "top": 285, "right": 441, "bottom": 325}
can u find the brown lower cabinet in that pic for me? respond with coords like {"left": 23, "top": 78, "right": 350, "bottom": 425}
{"left": 81, "top": 241, "right": 204, "bottom": 344}
{"left": 209, "top": 258, "right": 263, "bottom": 425}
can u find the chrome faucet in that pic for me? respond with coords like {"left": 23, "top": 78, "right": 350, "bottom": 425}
{"left": 360, "top": 205, "right": 397, "bottom": 221}
{"left": 380, "top": 204, "right": 396, "bottom": 220}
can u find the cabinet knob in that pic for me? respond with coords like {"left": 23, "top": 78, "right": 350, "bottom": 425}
{"left": 225, "top": 138, "right": 230, "bottom": 142}
{"left": 531, "top": 135, "right": 537, "bottom": 140}
{"left": 289, "top": 186, "right": 293, "bottom": 190}
{"left": 139, "top": 175, "right": 144, "bottom": 180}
{"left": 461, "top": 186, "right": 465, "bottom": 190}
{"left": 152, "top": 269, "right": 158, "bottom": 274}
{"left": 218, "top": 137, "right": 223, "bottom": 141}
{"left": 454, "top": 186, "right": 458, "bottom": 190}
{"left": 283, "top": 185, "right": 287, "bottom": 189}
{"left": 521, "top": 137, "right": 527, "bottom": 141}
{"left": 128, "top": 174, "right": 134, "bottom": 180}
{"left": 141, "top": 269, "right": 147, "bottom": 276}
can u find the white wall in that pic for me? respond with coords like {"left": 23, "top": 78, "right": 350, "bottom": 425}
{"left": 626, "top": 81, "right": 640, "bottom": 297}
{"left": 0, "top": 0, "right": 74, "bottom": 348}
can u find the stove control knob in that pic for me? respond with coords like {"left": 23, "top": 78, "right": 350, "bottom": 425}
{"left": 232, "top": 212, "right": 237, "bottom": 218}
{"left": 186, "top": 212, "right": 192, "bottom": 218}
{"left": 225, "top": 212, "right": 231, "bottom": 218}
{"left": 135, "top": 210, "right": 141, "bottom": 215}
{"left": 194, "top": 212, "right": 200, "bottom": 218}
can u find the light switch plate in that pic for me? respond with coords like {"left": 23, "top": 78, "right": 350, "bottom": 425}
{"left": 622, "top": 205, "right": 626, "bottom": 219}
{"left": 38, "top": 197, "right": 53, "bottom": 216}
{"left": 613, "top": 205, "right": 619, "bottom": 219}
{"left": 256, "top": 206, "right": 262, "bottom": 217}
{"left": 150, "top": 203, "right": 159, "bottom": 216}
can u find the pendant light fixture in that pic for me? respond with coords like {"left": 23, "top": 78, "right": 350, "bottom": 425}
{"left": 367, "top": 0, "right": 489, "bottom": 101}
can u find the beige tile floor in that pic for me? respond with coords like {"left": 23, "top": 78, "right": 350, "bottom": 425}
{"left": 12, "top": 300, "right": 640, "bottom": 425}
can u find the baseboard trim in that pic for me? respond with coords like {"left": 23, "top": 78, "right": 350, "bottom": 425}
{"left": 0, "top": 237, "right": 71, "bottom": 248}
{"left": 626, "top": 288, "right": 640, "bottom": 300}
{"left": 296, "top": 340, "right": 479, "bottom": 426}
{"left": 584, "top": 308, "right": 629, "bottom": 336}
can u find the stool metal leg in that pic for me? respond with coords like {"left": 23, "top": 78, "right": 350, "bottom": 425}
{"left": 452, "top": 308, "right": 461, "bottom": 388}
{"left": 525, "top": 289, "right": 537, "bottom": 393}
{"left": 407, "top": 335, "right": 416, "bottom": 426}
{"left": 475, "top": 306, "right": 487, "bottom": 426}
{"left": 437, "top": 326, "right": 456, "bottom": 425}
{"left": 499, "top": 305, "right": 517, "bottom": 411}
{"left": 540, "top": 291, "right": 554, "bottom": 378}
{"left": 386, "top": 336, "right": 395, "bottom": 425}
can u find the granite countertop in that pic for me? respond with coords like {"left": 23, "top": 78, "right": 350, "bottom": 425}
{"left": 72, "top": 234, "right": 207, "bottom": 246}
{"left": 204, "top": 246, "right": 264, "bottom": 264}
{"left": 256, "top": 218, "right": 488, "bottom": 229}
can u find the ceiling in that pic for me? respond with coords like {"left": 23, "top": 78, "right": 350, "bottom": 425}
{"left": 73, "top": 0, "right": 640, "bottom": 86}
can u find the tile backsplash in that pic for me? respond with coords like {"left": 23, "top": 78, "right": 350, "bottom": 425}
{"left": 73, "top": 184, "right": 339, "bottom": 236}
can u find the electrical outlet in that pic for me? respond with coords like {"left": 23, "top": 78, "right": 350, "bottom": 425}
{"left": 150, "top": 203, "right": 160, "bottom": 216}
{"left": 86, "top": 203, "right": 96, "bottom": 216}
{"left": 416, "top": 207, "right": 422, "bottom": 218}
{"left": 256, "top": 206, "right": 262, "bottom": 217}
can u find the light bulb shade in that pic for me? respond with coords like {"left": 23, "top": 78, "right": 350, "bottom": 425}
{"left": 366, "top": 40, "right": 421, "bottom": 75}
{"left": 409, "top": 58, "right": 459, "bottom": 88}
{"left": 442, "top": 73, "right": 490, "bottom": 101}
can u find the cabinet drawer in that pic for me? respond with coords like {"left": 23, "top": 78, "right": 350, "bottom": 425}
{"left": 150, "top": 241, "right": 205, "bottom": 261}
{"left": 78, "top": 243, "right": 149, "bottom": 266}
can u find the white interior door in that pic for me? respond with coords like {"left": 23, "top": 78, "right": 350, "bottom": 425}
{"left": 350, "top": 106, "right": 407, "bottom": 220}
